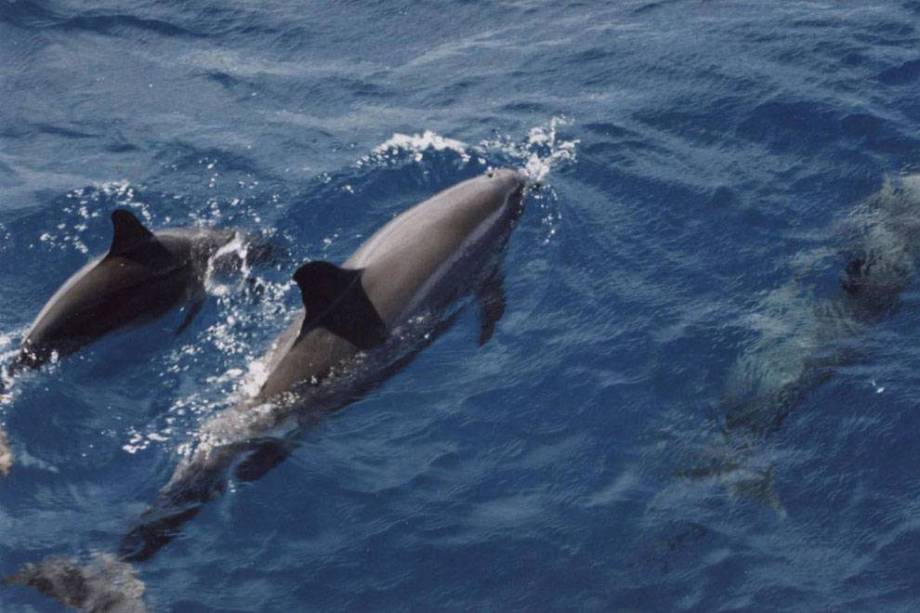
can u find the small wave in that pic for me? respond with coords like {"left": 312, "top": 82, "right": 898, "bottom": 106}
{"left": 359, "top": 118, "right": 576, "bottom": 246}
{"left": 361, "top": 116, "right": 579, "bottom": 184}
{"left": 367, "top": 130, "right": 474, "bottom": 164}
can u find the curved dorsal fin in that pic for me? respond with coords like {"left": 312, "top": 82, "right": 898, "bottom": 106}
{"left": 108, "top": 209, "right": 154, "bottom": 258}
{"left": 292, "top": 261, "right": 387, "bottom": 349}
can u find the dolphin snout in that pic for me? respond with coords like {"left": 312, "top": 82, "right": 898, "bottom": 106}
{"left": 487, "top": 167, "right": 527, "bottom": 185}
{"left": 486, "top": 168, "right": 528, "bottom": 204}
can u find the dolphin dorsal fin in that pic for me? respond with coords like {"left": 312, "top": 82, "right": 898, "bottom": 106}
{"left": 292, "top": 261, "right": 388, "bottom": 349}
{"left": 108, "top": 209, "right": 155, "bottom": 258}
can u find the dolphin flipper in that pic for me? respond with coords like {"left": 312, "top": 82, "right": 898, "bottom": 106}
{"left": 175, "top": 295, "right": 204, "bottom": 336}
{"left": 477, "top": 269, "right": 506, "bottom": 346}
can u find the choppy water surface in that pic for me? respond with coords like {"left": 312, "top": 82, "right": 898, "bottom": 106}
{"left": 3, "top": 1, "right": 920, "bottom": 610}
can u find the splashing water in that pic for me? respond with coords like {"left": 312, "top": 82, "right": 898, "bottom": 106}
{"left": 36, "top": 181, "right": 153, "bottom": 255}
{"left": 367, "top": 130, "right": 473, "bottom": 165}
{"left": 482, "top": 117, "right": 580, "bottom": 183}
{"left": 203, "top": 231, "right": 252, "bottom": 298}
{"left": 362, "top": 117, "right": 579, "bottom": 183}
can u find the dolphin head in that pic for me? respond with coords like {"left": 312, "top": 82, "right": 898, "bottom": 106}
{"left": 430, "top": 167, "right": 526, "bottom": 244}
{"left": 482, "top": 167, "right": 527, "bottom": 216}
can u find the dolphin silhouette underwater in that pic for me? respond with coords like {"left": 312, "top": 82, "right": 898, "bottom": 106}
{"left": 8, "top": 169, "right": 528, "bottom": 610}
{"left": 681, "top": 174, "right": 920, "bottom": 509}
{"left": 8, "top": 209, "right": 237, "bottom": 376}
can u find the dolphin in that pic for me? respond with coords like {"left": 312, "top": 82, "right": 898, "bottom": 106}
{"left": 680, "top": 174, "right": 920, "bottom": 509}
{"left": 8, "top": 169, "right": 528, "bottom": 610}
{"left": 723, "top": 174, "right": 920, "bottom": 438}
{"left": 8, "top": 209, "right": 236, "bottom": 374}
{"left": 0, "top": 210, "right": 236, "bottom": 480}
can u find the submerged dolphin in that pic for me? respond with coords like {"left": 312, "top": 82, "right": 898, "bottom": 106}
{"left": 681, "top": 174, "right": 920, "bottom": 509}
{"left": 9, "top": 209, "right": 236, "bottom": 374}
{"left": 724, "top": 175, "right": 920, "bottom": 436}
{"left": 9, "top": 169, "right": 528, "bottom": 610}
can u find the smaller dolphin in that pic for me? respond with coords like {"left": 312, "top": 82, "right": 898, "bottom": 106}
{"left": 9, "top": 209, "right": 236, "bottom": 374}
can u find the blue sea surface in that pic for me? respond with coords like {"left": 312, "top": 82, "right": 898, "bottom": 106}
{"left": 3, "top": 0, "right": 920, "bottom": 610}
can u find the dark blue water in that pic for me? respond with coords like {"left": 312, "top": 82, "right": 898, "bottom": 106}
{"left": 3, "top": 0, "right": 920, "bottom": 610}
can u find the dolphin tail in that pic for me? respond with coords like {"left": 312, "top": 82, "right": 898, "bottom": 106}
{"left": 120, "top": 438, "right": 296, "bottom": 563}
{"left": 6, "top": 552, "right": 146, "bottom": 612}
{"left": 117, "top": 465, "right": 226, "bottom": 563}
{"left": 725, "top": 463, "right": 786, "bottom": 517}
{"left": 678, "top": 457, "right": 786, "bottom": 517}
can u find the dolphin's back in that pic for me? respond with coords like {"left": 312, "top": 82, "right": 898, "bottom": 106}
{"left": 348, "top": 171, "right": 521, "bottom": 326}
{"left": 24, "top": 255, "right": 191, "bottom": 353}
{"left": 19, "top": 215, "right": 232, "bottom": 366}
{"left": 255, "top": 170, "right": 523, "bottom": 405}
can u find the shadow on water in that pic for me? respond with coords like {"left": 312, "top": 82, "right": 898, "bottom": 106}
{"left": 678, "top": 174, "right": 920, "bottom": 512}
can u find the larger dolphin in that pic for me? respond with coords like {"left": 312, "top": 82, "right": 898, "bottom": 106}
{"left": 9, "top": 169, "right": 528, "bottom": 610}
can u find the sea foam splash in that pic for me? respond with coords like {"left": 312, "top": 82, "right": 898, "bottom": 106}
{"left": 361, "top": 116, "right": 579, "bottom": 183}
{"left": 370, "top": 130, "right": 473, "bottom": 164}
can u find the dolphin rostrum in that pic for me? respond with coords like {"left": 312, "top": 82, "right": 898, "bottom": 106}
{"left": 9, "top": 209, "right": 236, "bottom": 375}
{"left": 9, "top": 169, "right": 528, "bottom": 610}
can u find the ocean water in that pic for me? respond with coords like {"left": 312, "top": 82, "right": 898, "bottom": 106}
{"left": 3, "top": 0, "right": 920, "bottom": 610}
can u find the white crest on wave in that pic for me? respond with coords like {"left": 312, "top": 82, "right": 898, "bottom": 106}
{"left": 365, "top": 130, "right": 472, "bottom": 164}
{"left": 361, "top": 117, "right": 578, "bottom": 184}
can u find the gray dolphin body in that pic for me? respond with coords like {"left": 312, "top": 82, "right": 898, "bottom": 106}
{"left": 0, "top": 211, "right": 234, "bottom": 482}
{"left": 10, "top": 210, "right": 235, "bottom": 373}
{"left": 124, "top": 168, "right": 526, "bottom": 559}
{"left": 9, "top": 169, "right": 527, "bottom": 609}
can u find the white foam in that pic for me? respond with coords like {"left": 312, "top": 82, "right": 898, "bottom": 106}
{"left": 369, "top": 130, "right": 472, "bottom": 164}
{"left": 204, "top": 231, "right": 250, "bottom": 297}
{"left": 362, "top": 117, "right": 578, "bottom": 186}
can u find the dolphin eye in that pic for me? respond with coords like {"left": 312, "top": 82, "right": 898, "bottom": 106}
{"left": 487, "top": 171, "right": 494, "bottom": 178}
